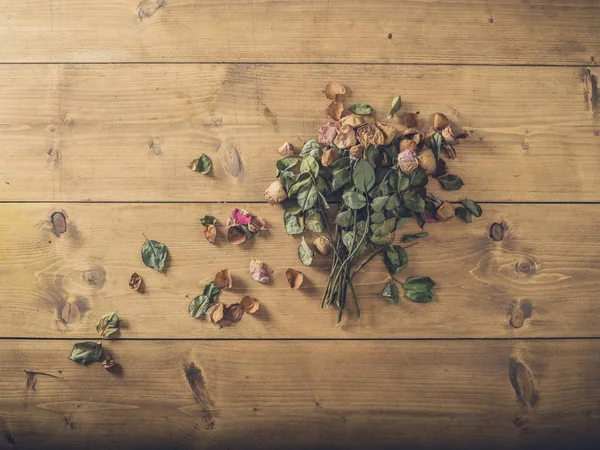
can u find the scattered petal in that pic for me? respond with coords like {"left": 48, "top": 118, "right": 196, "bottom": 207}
{"left": 433, "top": 113, "right": 449, "bottom": 131}
{"left": 214, "top": 269, "right": 232, "bottom": 290}
{"left": 129, "top": 273, "right": 144, "bottom": 292}
{"left": 248, "top": 215, "right": 267, "bottom": 234}
{"left": 249, "top": 259, "right": 271, "bottom": 283}
{"left": 325, "top": 101, "right": 344, "bottom": 121}
{"left": 232, "top": 208, "right": 252, "bottom": 225}
{"left": 102, "top": 355, "right": 117, "bottom": 370}
{"left": 322, "top": 81, "right": 346, "bottom": 101}
{"left": 264, "top": 179, "right": 288, "bottom": 205}
{"left": 240, "top": 296, "right": 260, "bottom": 314}
{"left": 317, "top": 121, "right": 339, "bottom": 146}
{"left": 226, "top": 217, "right": 247, "bottom": 245}
{"left": 224, "top": 303, "right": 244, "bottom": 323}
{"left": 278, "top": 142, "right": 296, "bottom": 157}
{"left": 286, "top": 268, "right": 304, "bottom": 289}
{"left": 203, "top": 224, "right": 217, "bottom": 244}
{"left": 333, "top": 124, "right": 357, "bottom": 149}
{"left": 207, "top": 302, "right": 225, "bottom": 326}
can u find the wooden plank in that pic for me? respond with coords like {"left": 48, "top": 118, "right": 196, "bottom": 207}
{"left": 0, "top": 0, "right": 598, "bottom": 64}
{"left": 1, "top": 203, "right": 599, "bottom": 339}
{"left": 1, "top": 339, "right": 599, "bottom": 449}
{"left": 1, "top": 64, "right": 600, "bottom": 202}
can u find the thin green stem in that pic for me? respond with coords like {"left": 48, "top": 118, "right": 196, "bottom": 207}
{"left": 349, "top": 245, "right": 387, "bottom": 280}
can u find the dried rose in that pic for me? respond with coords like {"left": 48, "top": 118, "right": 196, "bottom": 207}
{"left": 224, "top": 303, "right": 244, "bottom": 323}
{"left": 349, "top": 144, "right": 365, "bottom": 160}
{"left": 232, "top": 208, "right": 252, "bottom": 225}
{"left": 397, "top": 149, "right": 419, "bottom": 175}
{"left": 248, "top": 215, "right": 267, "bottom": 234}
{"left": 214, "top": 269, "right": 232, "bottom": 290}
{"left": 433, "top": 113, "right": 449, "bottom": 131}
{"left": 102, "top": 356, "right": 117, "bottom": 370}
{"left": 424, "top": 128, "right": 437, "bottom": 146}
{"left": 436, "top": 201, "right": 455, "bottom": 221}
{"left": 421, "top": 210, "right": 439, "bottom": 224}
{"left": 226, "top": 217, "right": 247, "bottom": 245}
{"left": 203, "top": 225, "right": 217, "bottom": 244}
{"left": 402, "top": 128, "right": 424, "bottom": 146}
{"left": 285, "top": 268, "right": 304, "bottom": 289}
{"left": 317, "top": 121, "right": 339, "bottom": 146}
{"left": 356, "top": 123, "right": 385, "bottom": 146}
{"left": 278, "top": 142, "right": 296, "bottom": 157}
{"left": 377, "top": 123, "right": 398, "bottom": 145}
{"left": 240, "top": 296, "right": 260, "bottom": 314}
{"left": 339, "top": 114, "right": 364, "bottom": 129}
{"left": 322, "top": 148, "right": 340, "bottom": 167}
{"left": 417, "top": 148, "right": 436, "bottom": 175}
{"left": 313, "top": 236, "right": 332, "bottom": 256}
{"left": 442, "top": 124, "right": 457, "bottom": 143}
{"left": 264, "top": 179, "right": 287, "bottom": 205}
{"left": 207, "top": 302, "right": 225, "bottom": 326}
{"left": 333, "top": 125, "right": 357, "bottom": 149}
{"left": 325, "top": 101, "right": 344, "bottom": 121}
{"left": 404, "top": 112, "right": 420, "bottom": 128}
{"left": 399, "top": 139, "right": 417, "bottom": 152}
{"left": 322, "top": 81, "right": 346, "bottom": 101}
{"left": 129, "top": 273, "right": 144, "bottom": 292}
{"left": 249, "top": 259, "right": 271, "bottom": 283}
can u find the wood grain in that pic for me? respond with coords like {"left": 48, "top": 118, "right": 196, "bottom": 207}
{"left": 1, "top": 339, "right": 599, "bottom": 449}
{"left": 1, "top": 203, "right": 598, "bottom": 339}
{"left": 1, "top": 64, "right": 600, "bottom": 202}
{"left": 0, "top": 0, "right": 598, "bottom": 64}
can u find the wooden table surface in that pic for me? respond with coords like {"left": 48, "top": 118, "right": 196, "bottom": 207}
{"left": 1, "top": 1, "right": 600, "bottom": 449}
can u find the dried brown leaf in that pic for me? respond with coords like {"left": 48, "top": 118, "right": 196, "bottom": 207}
{"left": 240, "top": 296, "right": 260, "bottom": 314}
{"left": 207, "top": 302, "right": 225, "bottom": 325}
{"left": 224, "top": 303, "right": 244, "bottom": 323}
{"left": 285, "top": 268, "right": 304, "bottom": 289}
{"left": 214, "top": 269, "right": 232, "bottom": 290}
{"left": 203, "top": 224, "right": 217, "bottom": 245}
{"left": 325, "top": 101, "right": 344, "bottom": 121}
{"left": 129, "top": 272, "right": 144, "bottom": 292}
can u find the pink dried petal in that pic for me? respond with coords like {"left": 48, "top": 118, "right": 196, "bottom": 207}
{"left": 232, "top": 208, "right": 252, "bottom": 225}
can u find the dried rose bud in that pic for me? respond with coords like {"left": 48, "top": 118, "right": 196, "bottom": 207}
{"left": 433, "top": 113, "right": 449, "bottom": 131}
{"left": 249, "top": 259, "right": 271, "bottom": 283}
{"left": 226, "top": 217, "right": 247, "bottom": 245}
{"left": 232, "top": 208, "right": 252, "bottom": 225}
{"left": 129, "top": 272, "right": 144, "bottom": 292}
{"left": 333, "top": 125, "right": 357, "bottom": 149}
{"left": 285, "top": 268, "right": 304, "bottom": 289}
{"left": 224, "top": 303, "right": 244, "bottom": 323}
{"left": 325, "top": 101, "right": 344, "bottom": 121}
{"left": 417, "top": 148, "right": 436, "bottom": 175}
{"left": 377, "top": 123, "right": 398, "bottom": 145}
{"left": 399, "top": 139, "right": 417, "bottom": 152}
{"left": 313, "top": 236, "right": 332, "bottom": 256}
{"left": 349, "top": 144, "right": 365, "bottom": 160}
{"left": 264, "top": 179, "right": 287, "bottom": 205}
{"left": 322, "top": 81, "right": 346, "bottom": 101}
{"left": 436, "top": 201, "right": 455, "bottom": 221}
{"left": 214, "top": 269, "right": 232, "bottom": 290}
{"left": 248, "top": 215, "right": 267, "bottom": 234}
{"left": 278, "top": 142, "right": 296, "bottom": 157}
{"left": 102, "top": 356, "right": 116, "bottom": 370}
{"left": 402, "top": 128, "right": 424, "bottom": 146}
{"left": 397, "top": 149, "right": 419, "bottom": 175}
{"left": 240, "top": 296, "right": 260, "bottom": 314}
{"left": 322, "top": 148, "right": 340, "bottom": 167}
{"left": 207, "top": 302, "right": 225, "bottom": 326}
{"left": 404, "top": 113, "right": 420, "bottom": 128}
{"left": 203, "top": 224, "right": 217, "bottom": 245}
{"left": 356, "top": 123, "right": 385, "bottom": 147}
{"left": 318, "top": 121, "right": 339, "bottom": 146}
{"left": 339, "top": 114, "right": 364, "bottom": 129}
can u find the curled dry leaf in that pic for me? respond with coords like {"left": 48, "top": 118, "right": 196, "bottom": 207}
{"left": 313, "top": 236, "right": 332, "bottom": 256}
{"left": 322, "top": 81, "right": 346, "bottom": 101}
{"left": 207, "top": 302, "right": 225, "bottom": 326}
{"left": 285, "top": 268, "right": 304, "bottom": 289}
{"left": 96, "top": 311, "right": 120, "bottom": 338}
{"left": 214, "top": 269, "right": 232, "bottom": 290}
{"left": 325, "top": 101, "right": 344, "bottom": 121}
{"left": 224, "top": 303, "right": 244, "bottom": 323}
{"left": 102, "top": 355, "right": 117, "bottom": 371}
{"left": 203, "top": 224, "right": 217, "bottom": 244}
{"left": 264, "top": 179, "right": 288, "bottom": 205}
{"left": 129, "top": 272, "right": 144, "bottom": 292}
{"left": 187, "top": 154, "right": 213, "bottom": 174}
{"left": 249, "top": 259, "right": 271, "bottom": 283}
{"left": 240, "top": 296, "right": 260, "bottom": 314}
{"left": 226, "top": 217, "right": 247, "bottom": 245}
{"left": 278, "top": 142, "right": 296, "bottom": 157}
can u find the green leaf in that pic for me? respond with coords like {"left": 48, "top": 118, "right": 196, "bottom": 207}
{"left": 305, "top": 210, "right": 325, "bottom": 233}
{"left": 284, "top": 211, "right": 304, "bottom": 235}
{"left": 335, "top": 210, "right": 353, "bottom": 227}
{"left": 370, "top": 211, "right": 386, "bottom": 224}
{"left": 350, "top": 104, "right": 373, "bottom": 115}
{"left": 401, "top": 232, "right": 429, "bottom": 242}
{"left": 315, "top": 176, "right": 329, "bottom": 194}
{"left": 409, "top": 168, "right": 428, "bottom": 188}
{"left": 371, "top": 196, "right": 389, "bottom": 213}
{"left": 382, "top": 282, "right": 399, "bottom": 305}
{"left": 342, "top": 191, "right": 367, "bottom": 210}
{"left": 385, "top": 193, "right": 401, "bottom": 211}
{"left": 300, "top": 155, "right": 319, "bottom": 177}
{"left": 379, "top": 217, "right": 397, "bottom": 234}
{"left": 397, "top": 172, "right": 410, "bottom": 192}
{"left": 387, "top": 95, "right": 402, "bottom": 120}
{"left": 297, "top": 184, "right": 318, "bottom": 211}
{"left": 352, "top": 159, "right": 376, "bottom": 193}
{"left": 202, "top": 281, "right": 221, "bottom": 302}
{"left": 461, "top": 199, "right": 482, "bottom": 217}
{"left": 455, "top": 206, "right": 473, "bottom": 223}
{"left": 401, "top": 191, "right": 425, "bottom": 213}
{"left": 331, "top": 168, "right": 351, "bottom": 191}
{"left": 188, "top": 154, "right": 212, "bottom": 174}
{"left": 141, "top": 238, "right": 169, "bottom": 272}
{"left": 276, "top": 157, "right": 298, "bottom": 176}
{"left": 299, "top": 139, "right": 324, "bottom": 158}
{"left": 430, "top": 133, "right": 443, "bottom": 161}
{"left": 342, "top": 231, "right": 356, "bottom": 251}
{"left": 96, "top": 312, "right": 119, "bottom": 338}
{"left": 369, "top": 229, "right": 393, "bottom": 245}
{"left": 69, "top": 341, "right": 103, "bottom": 365}
{"left": 200, "top": 215, "right": 217, "bottom": 226}
{"left": 331, "top": 157, "right": 351, "bottom": 173}
{"left": 288, "top": 173, "right": 311, "bottom": 196}
{"left": 384, "top": 245, "right": 408, "bottom": 274}
{"left": 279, "top": 170, "right": 296, "bottom": 192}
{"left": 403, "top": 276, "right": 435, "bottom": 303}
{"left": 437, "top": 174, "right": 464, "bottom": 191}
{"left": 282, "top": 199, "right": 302, "bottom": 215}
{"left": 363, "top": 144, "right": 379, "bottom": 167}
{"left": 298, "top": 237, "right": 314, "bottom": 266}
{"left": 189, "top": 295, "right": 213, "bottom": 318}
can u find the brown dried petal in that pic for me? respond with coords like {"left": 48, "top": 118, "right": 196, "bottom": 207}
{"left": 436, "top": 201, "right": 455, "bottom": 221}
{"left": 377, "top": 123, "right": 398, "bottom": 145}
{"left": 333, "top": 125, "right": 357, "bottom": 149}
{"left": 203, "top": 224, "right": 217, "bottom": 245}
{"left": 399, "top": 139, "right": 417, "bottom": 152}
{"left": 224, "top": 303, "right": 244, "bottom": 323}
{"left": 102, "top": 356, "right": 117, "bottom": 370}
{"left": 240, "top": 296, "right": 260, "bottom": 314}
{"left": 397, "top": 149, "right": 418, "bottom": 175}
{"left": 417, "top": 148, "right": 437, "bottom": 175}
{"left": 322, "top": 148, "right": 340, "bottom": 168}
{"left": 402, "top": 128, "right": 424, "bottom": 146}
{"left": 285, "top": 268, "right": 304, "bottom": 289}
{"left": 404, "top": 113, "right": 420, "bottom": 128}
{"left": 325, "top": 101, "right": 344, "bottom": 121}
{"left": 349, "top": 144, "right": 365, "bottom": 160}
{"left": 339, "top": 114, "right": 364, "bottom": 129}
{"left": 214, "top": 269, "right": 232, "bottom": 290}
{"left": 322, "top": 81, "right": 346, "bottom": 101}
{"left": 207, "top": 302, "right": 225, "bottom": 325}
{"left": 356, "top": 123, "right": 385, "bottom": 147}
{"left": 249, "top": 259, "right": 271, "bottom": 283}
{"left": 129, "top": 272, "right": 144, "bottom": 292}
{"left": 433, "top": 113, "right": 449, "bottom": 131}
{"left": 264, "top": 179, "right": 288, "bottom": 205}
{"left": 313, "top": 236, "right": 332, "bottom": 256}
{"left": 226, "top": 217, "right": 247, "bottom": 245}
{"left": 248, "top": 215, "right": 267, "bottom": 234}
{"left": 278, "top": 142, "right": 296, "bottom": 157}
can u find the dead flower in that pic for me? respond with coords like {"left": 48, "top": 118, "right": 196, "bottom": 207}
{"left": 333, "top": 125, "right": 357, "bottom": 149}
{"left": 339, "top": 114, "right": 364, "bottom": 129}
{"left": 214, "top": 269, "right": 232, "bottom": 290}
{"left": 264, "top": 179, "right": 288, "bottom": 205}
{"left": 240, "top": 296, "right": 260, "bottom": 314}
{"left": 313, "top": 236, "right": 332, "bottom": 256}
{"left": 349, "top": 144, "right": 365, "bottom": 160}
{"left": 325, "top": 101, "right": 344, "bottom": 121}
{"left": 318, "top": 121, "right": 339, "bottom": 147}
{"left": 397, "top": 149, "right": 419, "bottom": 175}
{"left": 404, "top": 112, "right": 420, "bottom": 128}
{"left": 224, "top": 303, "right": 244, "bottom": 323}
{"left": 226, "top": 217, "right": 247, "bottom": 245}
{"left": 285, "top": 268, "right": 304, "bottom": 289}
{"left": 248, "top": 215, "right": 267, "bottom": 234}
{"left": 249, "top": 259, "right": 271, "bottom": 283}
{"left": 278, "top": 142, "right": 296, "bottom": 157}
{"left": 102, "top": 356, "right": 117, "bottom": 370}
{"left": 322, "top": 148, "right": 340, "bottom": 167}
{"left": 129, "top": 273, "right": 144, "bottom": 292}
{"left": 377, "top": 123, "right": 398, "bottom": 145}
{"left": 436, "top": 201, "right": 455, "bottom": 221}
{"left": 322, "top": 81, "right": 346, "bottom": 101}
{"left": 356, "top": 123, "right": 385, "bottom": 147}
{"left": 433, "top": 113, "right": 449, "bottom": 131}
{"left": 207, "top": 302, "right": 225, "bottom": 326}
{"left": 417, "top": 148, "right": 436, "bottom": 175}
